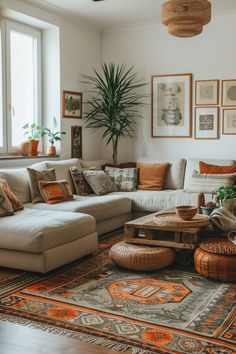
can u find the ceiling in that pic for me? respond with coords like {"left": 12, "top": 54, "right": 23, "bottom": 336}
{"left": 23, "top": 0, "right": 236, "bottom": 31}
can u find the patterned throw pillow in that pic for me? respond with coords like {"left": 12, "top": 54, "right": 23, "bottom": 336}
{"left": 38, "top": 180, "right": 74, "bottom": 204}
{"left": 105, "top": 167, "right": 138, "bottom": 191}
{"left": 27, "top": 168, "right": 56, "bottom": 204}
{"left": 70, "top": 166, "right": 94, "bottom": 195}
{"left": 83, "top": 170, "right": 117, "bottom": 195}
{"left": 0, "top": 179, "right": 24, "bottom": 211}
{"left": 188, "top": 171, "right": 236, "bottom": 194}
{"left": 0, "top": 185, "right": 14, "bottom": 217}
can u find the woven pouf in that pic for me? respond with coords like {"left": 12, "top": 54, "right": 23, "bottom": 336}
{"left": 109, "top": 241, "right": 176, "bottom": 271}
{"left": 194, "top": 239, "right": 236, "bottom": 283}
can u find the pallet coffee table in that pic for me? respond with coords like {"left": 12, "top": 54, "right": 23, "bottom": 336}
{"left": 124, "top": 211, "right": 210, "bottom": 265}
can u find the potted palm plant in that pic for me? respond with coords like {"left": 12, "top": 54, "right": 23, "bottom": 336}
{"left": 82, "top": 63, "right": 146, "bottom": 165}
{"left": 22, "top": 123, "right": 45, "bottom": 156}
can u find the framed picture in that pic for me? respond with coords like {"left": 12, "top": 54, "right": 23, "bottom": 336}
{"left": 195, "top": 80, "right": 219, "bottom": 106}
{"left": 222, "top": 80, "right": 236, "bottom": 107}
{"left": 62, "top": 91, "right": 82, "bottom": 118}
{"left": 195, "top": 107, "right": 219, "bottom": 140}
{"left": 222, "top": 109, "right": 236, "bottom": 135}
{"left": 71, "top": 126, "right": 82, "bottom": 158}
{"left": 151, "top": 73, "right": 192, "bottom": 138}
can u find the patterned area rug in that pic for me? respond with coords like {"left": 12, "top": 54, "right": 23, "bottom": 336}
{"left": 0, "top": 234, "right": 235, "bottom": 354}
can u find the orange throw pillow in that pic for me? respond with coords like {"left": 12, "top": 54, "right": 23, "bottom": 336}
{"left": 0, "top": 179, "right": 24, "bottom": 211}
{"left": 138, "top": 163, "right": 169, "bottom": 190}
{"left": 199, "top": 161, "right": 236, "bottom": 174}
{"left": 38, "top": 180, "right": 74, "bottom": 204}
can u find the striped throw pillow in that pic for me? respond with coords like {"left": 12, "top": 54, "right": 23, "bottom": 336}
{"left": 188, "top": 171, "right": 236, "bottom": 194}
{"left": 38, "top": 180, "right": 74, "bottom": 204}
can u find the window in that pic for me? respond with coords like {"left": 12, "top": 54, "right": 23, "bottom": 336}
{"left": 0, "top": 19, "right": 41, "bottom": 154}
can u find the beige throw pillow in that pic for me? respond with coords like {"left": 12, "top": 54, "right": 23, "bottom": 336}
{"left": 83, "top": 170, "right": 117, "bottom": 195}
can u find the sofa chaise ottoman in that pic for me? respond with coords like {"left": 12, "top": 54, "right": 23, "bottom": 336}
{"left": 0, "top": 208, "right": 97, "bottom": 273}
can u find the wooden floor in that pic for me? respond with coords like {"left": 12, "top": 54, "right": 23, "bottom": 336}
{"left": 0, "top": 320, "right": 131, "bottom": 354}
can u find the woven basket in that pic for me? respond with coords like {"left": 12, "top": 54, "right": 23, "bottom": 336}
{"left": 109, "top": 241, "right": 176, "bottom": 271}
{"left": 194, "top": 239, "right": 236, "bottom": 283}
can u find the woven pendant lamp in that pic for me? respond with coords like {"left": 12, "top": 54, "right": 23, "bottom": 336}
{"left": 162, "top": 0, "right": 211, "bottom": 37}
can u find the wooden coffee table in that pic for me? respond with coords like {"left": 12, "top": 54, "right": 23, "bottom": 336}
{"left": 124, "top": 211, "right": 210, "bottom": 265}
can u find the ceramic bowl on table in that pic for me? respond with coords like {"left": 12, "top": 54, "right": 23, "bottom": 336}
{"left": 176, "top": 206, "right": 198, "bottom": 221}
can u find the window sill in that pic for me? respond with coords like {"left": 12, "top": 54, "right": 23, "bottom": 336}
{"left": 0, "top": 154, "right": 59, "bottom": 161}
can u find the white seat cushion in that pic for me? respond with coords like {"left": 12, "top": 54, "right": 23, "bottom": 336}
{"left": 0, "top": 208, "right": 95, "bottom": 253}
{"left": 25, "top": 195, "right": 132, "bottom": 222}
{"left": 110, "top": 190, "right": 201, "bottom": 212}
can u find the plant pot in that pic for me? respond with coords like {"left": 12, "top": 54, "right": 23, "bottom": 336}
{"left": 200, "top": 206, "right": 216, "bottom": 216}
{"left": 47, "top": 145, "right": 56, "bottom": 156}
{"left": 28, "top": 140, "right": 39, "bottom": 156}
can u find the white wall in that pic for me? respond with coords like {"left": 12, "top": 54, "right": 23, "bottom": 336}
{"left": 102, "top": 12, "right": 236, "bottom": 162}
{"left": 0, "top": 0, "right": 102, "bottom": 167}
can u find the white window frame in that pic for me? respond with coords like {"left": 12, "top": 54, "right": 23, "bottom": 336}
{"left": 1, "top": 19, "right": 42, "bottom": 154}
{"left": 0, "top": 21, "right": 7, "bottom": 153}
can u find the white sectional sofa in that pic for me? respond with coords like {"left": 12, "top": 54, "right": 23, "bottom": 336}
{"left": 0, "top": 157, "right": 234, "bottom": 273}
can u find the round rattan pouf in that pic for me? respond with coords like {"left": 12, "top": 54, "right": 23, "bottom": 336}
{"left": 194, "top": 239, "right": 236, "bottom": 283}
{"left": 109, "top": 241, "right": 176, "bottom": 271}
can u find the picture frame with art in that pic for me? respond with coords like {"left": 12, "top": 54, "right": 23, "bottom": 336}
{"left": 62, "top": 91, "right": 83, "bottom": 118}
{"left": 195, "top": 80, "right": 219, "bottom": 106}
{"left": 195, "top": 107, "right": 219, "bottom": 140}
{"left": 151, "top": 73, "right": 192, "bottom": 138}
{"left": 71, "top": 126, "right": 82, "bottom": 158}
{"left": 222, "top": 109, "right": 236, "bottom": 135}
{"left": 222, "top": 80, "right": 236, "bottom": 107}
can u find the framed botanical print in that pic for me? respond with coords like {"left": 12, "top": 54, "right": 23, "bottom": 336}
{"left": 222, "top": 80, "right": 236, "bottom": 107}
{"left": 71, "top": 126, "right": 82, "bottom": 158}
{"left": 195, "top": 80, "right": 219, "bottom": 106}
{"left": 62, "top": 91, "right": 83, "bottom": 118}
{"left": 195, "top": 107, "right": 219, "bottom": 140}
{"left": 151, "top": 73, "right": 192, "bottom": 138}
{"left": 222, "top": 109, "right": 236, "bottom": 135}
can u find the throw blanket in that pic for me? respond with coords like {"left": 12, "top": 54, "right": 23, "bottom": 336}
{"left": 228, "top": 231, "right": 236, "bottom": 246}
{"left": 210, "top": 207, "right": 236, "bottom": 232}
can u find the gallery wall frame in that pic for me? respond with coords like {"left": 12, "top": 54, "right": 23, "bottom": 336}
{"left": 194, "top": 107, "right": 219, "bottom": 140}
{"left": 195, "top": 80, "right": 219, "bottom": 106}
{"left": 151, "top": 73, "right": 192, "bottom": 138}
{"left": 222, "top": 80, "right": 236, "bottom": 107}
{"left": 62, "top": 91, "right": 83, "bottom": 118}
{"left": 71, "top": 126, "right": 82, "bottom": 158}
{"left": 222, "top": 109, "right": 236, "bottom": 135}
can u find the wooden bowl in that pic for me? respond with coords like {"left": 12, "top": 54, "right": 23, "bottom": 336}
{"left": 176, "top": 206, "right": 198, "bottom": 221}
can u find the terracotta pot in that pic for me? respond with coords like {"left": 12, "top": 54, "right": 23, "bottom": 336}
{"left": 28, "top": 140, "right": 39, "bottom": 156}
{"left": 47, "top": 145, "right": 56, "bottom": 156}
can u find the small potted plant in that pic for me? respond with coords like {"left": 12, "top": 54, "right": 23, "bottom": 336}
{"left": 200, "top": 201, "right": 217, "bottom": 216}
{"left": 44, "top": 118, "right": 66, "bottom": 156}
{"left": 22, "top": 123, "right": 46, "bottom": 156}
{"left": 213, "top": 185, "right": 236, "bottom": 215}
